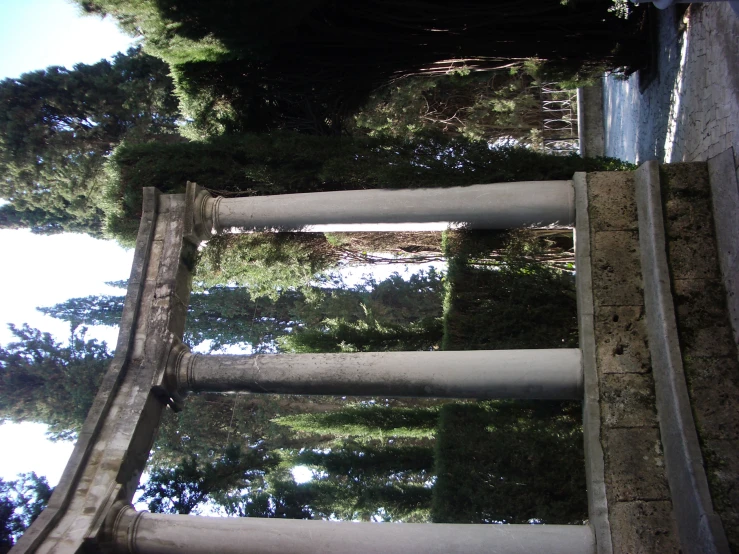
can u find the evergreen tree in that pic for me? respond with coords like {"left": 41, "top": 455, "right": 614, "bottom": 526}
{"left": 39, "top": 270, "right": 445, "bottom": 352}
{"left": 78, "top": 0, "right": 646, "bottom": 134}
{"left": 274, "top": 405, "right": 439, "bottom": 441}
{"left": 295, "top": 443, "right": 434, "bottom": 477}
{"left": 139, "top": 444, "right": 278, "bottom": 515}
{"left": 0, "top": 325, "right": 111, "bottom": 439}
{"left": 0, "top": 47, "right": 180, "bottom": 235}
{"left": 0, "top": 473, "right": 52, "bottom": 553}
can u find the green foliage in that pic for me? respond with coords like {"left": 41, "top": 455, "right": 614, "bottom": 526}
{"left": 442, "top": 230, "right": 578, "bottom": 351}
{"left": 352, "top": 71, "right": 541, "bottom": 143}
{"left": 104, "top": 131, "right": 633, "bottom": 241}
{"left": 432, "top": 401, "right": 586, "bottom": 524}
{"left": 278, "top": 306, "right": 442, "bottom": 353}
{"left": 299, "top": 477, "right": 432, "bottom": 522}
{"left": 39, "top": 270, "right": 445, "bottom": 355}
{"left": 37, "top": 295, "right": 125, "bottom": 331}
{"left": 39, "top": 287, "right": 307, "bottom": 353}
{"left": 139, "top": 444, "right": 278, "bottom": 515}
{"left": 0, "top": 325, "right": 111, "bottom": 439}
{"left": 294, "top": 443, "right": 434, "bottom": 477}
{"left": 195, "top": 234, "right": 337, "bottom": 299}
{"left": 0, "top": 47, "right": 180, "bottom": 235}
{"left": 0, "top": 473, "right": 52, "bottom": 551}
{"left": 219, "top": 469, "right": 432, "bottom": 522}
{"left": 79, "top": 0, "right": 646, "bottom": 134}
{"left": 274, "top": 405, "right": 439, "bottom": 441}
{"left": 217, "top": 477, "right": 315, "bottom": 519}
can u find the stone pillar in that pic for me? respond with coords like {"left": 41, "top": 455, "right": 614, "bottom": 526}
{"left": 577, "top": 83, "right": 605, "bottom": 158}
{"left": 185, "top": 181, "right": 574, "bottom": 238}
{"left": 170, "top": 349, "right": 583, "bottom": 400}
{"left": 107, "top": 504, "right": 596, "bottom": 554}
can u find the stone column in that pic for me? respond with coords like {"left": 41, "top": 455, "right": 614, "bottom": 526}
{"left": 107, "top": 503, "right": 596, "bottom": 554}
{"left": 170, "top": 349, "right": 583, "bottom": 400}
{"left": 185, "top": 181, "right": 574, "bottom": 238}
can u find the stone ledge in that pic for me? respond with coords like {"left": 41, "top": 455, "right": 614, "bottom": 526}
{"left": 634, "top": 160, "right": 730, "bottom": 554}
{"left": 609, "top": 501, "right": 680, "bottom": 554}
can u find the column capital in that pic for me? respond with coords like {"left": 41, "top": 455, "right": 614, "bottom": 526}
{"left": 102, "top": 501, "right": 143, "bottom": 554}
{"left": 184, "top": 181, "right": 221, "bottom": 244}
{"left": 151, "top": 334, "right": 191, "bottom": 411}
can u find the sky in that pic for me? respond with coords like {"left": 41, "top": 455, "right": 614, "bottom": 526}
{"left": 0, "top": 0, "right": 137, "bottom": 486}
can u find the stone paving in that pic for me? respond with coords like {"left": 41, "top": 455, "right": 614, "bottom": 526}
{"left": 604, "top": 3, "right": 739, "bottom": 181}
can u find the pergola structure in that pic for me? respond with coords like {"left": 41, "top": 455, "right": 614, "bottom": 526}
{"left": 11, "top": 158, "right": 735, "bottom": 553}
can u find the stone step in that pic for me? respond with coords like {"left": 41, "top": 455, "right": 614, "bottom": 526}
{"left": 635, "top": 160, "right": 735, "bottom": 554}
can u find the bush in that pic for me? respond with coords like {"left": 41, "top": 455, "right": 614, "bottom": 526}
{"left": 432, "top": 401, "right": 586, "bottom": 524}
{"left": 442, "top": 229, "right": 578, "bottom": 351}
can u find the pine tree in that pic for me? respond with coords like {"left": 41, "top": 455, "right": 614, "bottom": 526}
{"left": 0, "top": 325, "right": 111, "bottom": 439}
{"left": 0, "top": 473, "right": 52, "bottom": 552}
{"left": 0, "top": 47, "right": 180, "bottom": 235}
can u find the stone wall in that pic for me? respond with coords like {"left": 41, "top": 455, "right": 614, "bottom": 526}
{"left": 586, "top": 171, "right": 680, "bottom": 553}
{"left": 660, "top": 163, "right": 739, "bottom": 552}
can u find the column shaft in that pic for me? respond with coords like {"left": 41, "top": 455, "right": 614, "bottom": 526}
{"left": 207, "top": 182, "right": 574, "bottom": 232}
{"left": 179, "top": 349, "right": 582, "bottom": 400}
{"left": 112, "top": 508, "right": 596, "bottom": 554}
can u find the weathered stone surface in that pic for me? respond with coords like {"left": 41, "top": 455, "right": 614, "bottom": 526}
{"left": 587, "top": 172, "right": 638, "bottom": 231}
{"left": 591, "top": 231, "right": 643, "bottom": 307}
{"left": 578, "top": 84, "right": 605, "bottom": 158}
{"left": 663, "top": 194, "right": 715, "bottom": 239}
{"left": 600, "top": 374, "right": 658, "bottom": 429}
{"left": 684, "top": 356, "right": 739, "bottom": 440}
{"left": 702, "top": 439, "right": 739, "bottom": 553}
{"left": 673, "top": 279, "right": 735, "bottom": 358}
{"left": 603, "top": 428, "right": 670, "bottom": 502}
{"left": 660, "top": 162, "right": 711, "bottom": 194}
{"left": 609, "top": 501, "right": 680, "bottom": 554}
{"left": 594, "top": 306, "right": 651, "bottom": 374}
{"left": 666, "top": 236, "right": 720, "bottom": 280}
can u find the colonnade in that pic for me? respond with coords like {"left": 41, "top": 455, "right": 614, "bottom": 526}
{"left": 121, "top": 181, "right": 590, "bottom": 554}
{"left": 15, "top": 179, "right": 596, "bottom": 554}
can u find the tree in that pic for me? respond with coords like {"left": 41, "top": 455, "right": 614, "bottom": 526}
{"left": 78, "top": 0, "right": 646, "bottom": 134}
{"left": 139, "top": 444, "right": 279, "bottom": 515}
{"left": 0, "top": 473, "right": 52, "bottom": 553}
{"left": 0, "top": 47, "right": 180, "bottom": 235}
{"left": 294, "top": 443, "right": 434, "bottom": 477}
{"left": 441, "top": 229, "right": 578, "bottom": 351}
{"left": 39, "top": 269, "right": 446, "bottom": 352}
{"left": 351, "top": 70, "right": 542, "bottom": 143}
{"left": 0, "top": 325, "right": 111, "bottom": 439}
{"left": 278, "top": 307, "right": 442, "bottom": 353}
{"left": 432, "top": 401, "right": 586, "bottom": 524}
{"left": 274, "top": 405, "right": 439, "bottom": 441}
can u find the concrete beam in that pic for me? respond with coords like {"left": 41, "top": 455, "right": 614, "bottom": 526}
{"left": 170, "top": 349, "right": 583, "bottom": 400}
{"left": 186, "top": 181, "right": 574, "bottom": 237}
{"left": 106, "top": 503, "right": 596, "bottom": 554}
